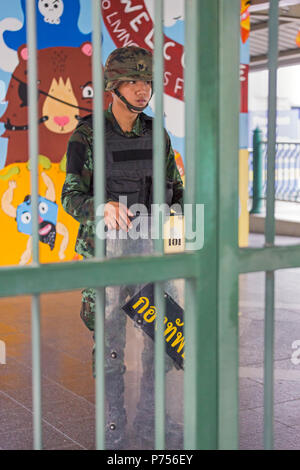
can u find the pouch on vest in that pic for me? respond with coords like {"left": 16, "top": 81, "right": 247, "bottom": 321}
{"left": 148, "top": 179, "right": 174, "bottom": 208}
{"left": 106, "top": 176, "right": 143, "bottom": 209}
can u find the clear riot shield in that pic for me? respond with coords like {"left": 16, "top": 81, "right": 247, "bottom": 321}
{"left": 103, "top": 214, "right": 184, "bottom": 450}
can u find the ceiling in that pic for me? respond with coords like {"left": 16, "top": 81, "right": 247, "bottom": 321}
{"left": 249, "top": 0, "right": 300, "bottom": 70}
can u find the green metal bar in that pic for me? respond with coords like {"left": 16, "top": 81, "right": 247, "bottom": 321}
{"left": 92, "top": 0, "right": 105, "bottom": 260}
{"left": 184, "top": 0, "right": 220, "bottom": 449}
{"left": 26, "top": 0, "right": 39, "bottom": 265}
{"left": 154, "top": 282, "right": 165, "bottom": 450}
{"left": 0, "top": 253, "right": 198, "bottom": 298}
{"left": 264, "top": 0, "right": 279, "bottom": 450}
{"left": 183, "top": 278, "right": 197, "bottom": 449}
{"left": 153, "top": 0, "right": 165, "bottom": 450}
{"left": 217, "top": 0, "right": 240, "bottom": 450}
{"left": 195, "top": 0, "right": 218, "bottom": 444}
{"left": 153, "top": 0, "right": 165, "bottom": 251}
{"left": 31, "top": 294, "right": 42, "bottom": 450}
{"left": 250, "top": 128, "right": 264, "bottom": 214}
{"left": 264, "top": 270, "right": 275, "bottom": 450}
{"left": 94, "top": 287, "right": 105, "bottom": 450}
{"left": 26, "top": 0, "right": 42, "bottom": 451}
{"left": 91, "top": 0, "right": 106, "bottom": 451}
{"left": 183, "top": 0, "right": 197, "bottom": 450}
{"left": 238, "top": 245, "right": 300, "bottom": 273}
{"left": 265, "top": 1, "right": 278, "bottom": 247}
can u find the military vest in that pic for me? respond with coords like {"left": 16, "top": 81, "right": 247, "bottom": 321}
{"left": 82, "top": 114, "right": 173, "bottom": 212}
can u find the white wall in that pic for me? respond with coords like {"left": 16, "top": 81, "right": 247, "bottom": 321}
{"left": 249, "top": 64, "right": 300, "bottom": 111}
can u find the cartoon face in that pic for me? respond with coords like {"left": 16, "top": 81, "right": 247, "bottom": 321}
{"left": 2, "top": 42, "right": 112, "bottom": 166}
{"left": 16, "top": 195, "right": 58, "bottom": 249}
{"left": 38, "top": 0, "right": 64, "bottom": 24}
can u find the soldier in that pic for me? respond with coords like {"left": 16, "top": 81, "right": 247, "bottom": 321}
{"left": 61, "top": 46, "right": 184, "bottom": 449}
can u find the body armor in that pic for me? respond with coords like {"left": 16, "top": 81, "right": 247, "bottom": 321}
{"left": 81, "top": 114, "right": 174, "bottom": 212}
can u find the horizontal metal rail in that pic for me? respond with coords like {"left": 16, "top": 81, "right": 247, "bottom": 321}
{"left": 238, "top": 244, "right": 300, "bottom": 273}
{"left": 0, "top": 252, "right": 198, "bottom": 298}
{"left": 3, "top": 242, "right": 300, "bottom": 297}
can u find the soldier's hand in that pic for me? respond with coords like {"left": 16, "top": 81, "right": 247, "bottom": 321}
{"left": 104, "top": 201, "right": 134, "bottom": 231}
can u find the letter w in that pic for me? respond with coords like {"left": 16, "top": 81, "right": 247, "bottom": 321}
{"left": 120, "top": 0, "right": 143, "bottom": 13}
{"left": 0, "top": 340, "right": 6, "bottom": 364}
{"left": 112, "top": 19, "right": 127, "bottom": 36}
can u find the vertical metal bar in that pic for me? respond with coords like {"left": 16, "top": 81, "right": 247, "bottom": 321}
{"left": 250, "top": 128, "right": 264, "bottom": 214}
{"left": 265, "top": 0, "right": 279, "bottom": 246}
{"left": 92, "top": 0, "right": 106, "bottom": 450}
{"left": 26, "top": 0, "right": 42, "bottom": 450}
{"left": 153, "top": 0, "right": 165, "bottom": 250}
{"left": 184, "top": 0, "right": 219, "bottom": 449}
{"left": 31, "top": 295, "right": 42, "bottom": 450}
{"left": 264, "top": 270, "right": 275, "bottom": 450}
{"left": 94, "top": 287, "right": 105, "bottom": 450}
{"left": 26, "top": 0, "right": 39, "bottom": 264}
{"left": 154, "top": 282, "right": 165, "bottom": 449}
{"left": 264, "top": 0, "right": 279, "bottom": 450}
{"left": 185, "top": 0, "right": 239, "bottom": 450}
{"left": 183, "top": 277, "right": 197, "bottom": 449}
{"left": 218, "top": 0, "right": 240, "bottom": 450}
{"left": 153, "top": 0, "right": 165, "bottom": 450}
{"left": 183, "top": 0, "right": 197, "bottom": 450}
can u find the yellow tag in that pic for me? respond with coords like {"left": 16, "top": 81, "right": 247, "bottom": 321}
{"left": 164, "top": 215, "right": 185, "bottom": 254}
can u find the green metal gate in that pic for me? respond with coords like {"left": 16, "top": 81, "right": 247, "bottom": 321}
{"left": 0, "top": 0, "right": 295, "bottom": 450}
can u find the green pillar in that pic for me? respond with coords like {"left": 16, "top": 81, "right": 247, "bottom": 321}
{"left": 184, "top": 0, "right": 240, "bottom": 449}
{"left": 250, "top": 127, "right": 264, "bottom": 214}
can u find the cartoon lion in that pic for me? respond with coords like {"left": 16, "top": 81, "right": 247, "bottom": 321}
{"left": 1, "top": 42, "right": 112, "bottom": 166}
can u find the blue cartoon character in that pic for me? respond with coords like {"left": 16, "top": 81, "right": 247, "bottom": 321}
{"left": 17, "top": 195, "right": 58, "bottom": 245}
{"left": 1, "top": 173, "right": 68, "bottom": 264}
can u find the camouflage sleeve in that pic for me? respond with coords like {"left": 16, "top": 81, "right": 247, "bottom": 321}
{"left": 165, "top": 132, "right": 184, "bottom": 209}
{"left": 61, "top": 129, "right": 95, "bottom": 224}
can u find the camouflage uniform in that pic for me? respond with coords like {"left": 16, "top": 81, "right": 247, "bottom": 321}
{"left": 61, "top": 104, "right": 183, "bottom": 260}
{"left": 61, "top": 47, "right": 184, "bottom": 449}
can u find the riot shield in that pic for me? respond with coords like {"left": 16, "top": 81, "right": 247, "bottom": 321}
{"left": 101, "top": 215, "right": 184, "bottom": 450}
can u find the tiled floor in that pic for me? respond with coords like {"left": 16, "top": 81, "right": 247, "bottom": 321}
{"left": 0, "top": 288, "right": 184, "bottom": 450}
{"left": 0, "top": 291, "right": 95, "bottom": 450}
{"left": 1, "top": 234, "right": 300, "bottom": 449}
{"left": 239, "top": 234, "right": 300, "bottom": 450}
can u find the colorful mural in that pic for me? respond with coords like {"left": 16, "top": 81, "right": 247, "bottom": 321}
{"left": 240, "top": 0, "right": 251, "bottom": 44}
{"left": 239, "top": 0, "right": 251, "bottom": 247}
{"left": 2, "top": 42, "right": 106, "bottom": 166}
{"left": 0, "top": 0, "right": 185, "bottom": 266}
{"left": 296, "top": 29, "right": 300, "bottom": 47}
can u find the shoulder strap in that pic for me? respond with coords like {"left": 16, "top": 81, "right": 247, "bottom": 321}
{"left": 141, "top": 113, "right": 169, "bottom": 155}
{"left": 75, "top": 113, "right": 93, "bottom": 129}
{"left": 141, "top": 112, "right": 153, "bottom": 131}
{"left": 75, "top": 113, "right": 114, "bottom": 136}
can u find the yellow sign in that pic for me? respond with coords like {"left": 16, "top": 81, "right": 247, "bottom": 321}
{"left": 164, "top": 215, "right": 185, "bottom": 254}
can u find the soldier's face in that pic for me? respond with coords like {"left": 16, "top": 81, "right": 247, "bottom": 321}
{"left": 117, "top": 80, "right": 152, "bottom": 112}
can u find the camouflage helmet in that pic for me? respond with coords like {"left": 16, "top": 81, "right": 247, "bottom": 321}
{"left": 104, "top": 46, "right": 153, "bottom": 91}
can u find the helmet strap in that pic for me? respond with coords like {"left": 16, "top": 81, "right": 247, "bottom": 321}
{"left": 114, "top": 86, "right": 153, "bottom": 113}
